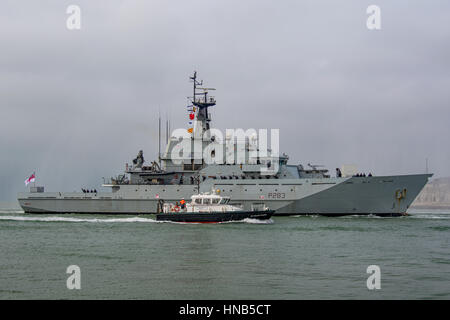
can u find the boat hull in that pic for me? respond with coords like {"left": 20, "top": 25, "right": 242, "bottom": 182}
{"left": 156, "top": 210, "right": 274, "bottom": 223}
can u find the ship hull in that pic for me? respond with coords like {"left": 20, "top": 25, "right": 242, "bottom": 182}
{"left": 273, "top": 174, "right": 431, "bottom": 216}
{"left": 17, "top": 174, "right": 431, "bottom": 216}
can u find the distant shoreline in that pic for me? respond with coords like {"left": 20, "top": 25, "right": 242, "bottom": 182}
{"left": 411, "top": 203, "right": 450, "bottom": 210}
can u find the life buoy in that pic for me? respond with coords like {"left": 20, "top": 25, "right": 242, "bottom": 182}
{"left": 174, "top": 207, "right": 180, "bottom": 212}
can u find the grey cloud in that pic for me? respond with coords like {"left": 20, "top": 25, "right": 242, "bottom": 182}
{"left": 1, "top": 0, "right": 449, "bottom": 200}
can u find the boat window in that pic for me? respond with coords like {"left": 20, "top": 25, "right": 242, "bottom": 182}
{"left": 194, "top": 198, "right": 202, "bottom": 204}
{"left": 212, "top": 198, "right": 220, "bottom": 204}
{"left": 203, "top": 198, "right": 211, "bottom": 205}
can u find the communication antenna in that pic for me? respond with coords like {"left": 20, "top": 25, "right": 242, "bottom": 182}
{"left": 158, "top": 113, "right": 161, "bottom": 166}
{"left": 165, "top": 113, "right": 168, "bottom": 146}
{"left": 168, "top": 118, "right": 171, "bottom": 142}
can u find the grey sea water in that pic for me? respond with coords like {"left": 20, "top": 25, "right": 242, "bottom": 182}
{"left": 0, "top": 202, "right": 449, "bottom": 300}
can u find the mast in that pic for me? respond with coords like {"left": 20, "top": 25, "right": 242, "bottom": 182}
{"left": 165, "top": 115, "right": 168, "bottom": 146}
{"left": 189, "top": 71, "right": 216, "bottom": 136}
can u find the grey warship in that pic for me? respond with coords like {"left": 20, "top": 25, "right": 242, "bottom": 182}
{"left": 18, "top": 72, "right": 432, "bottom": 216}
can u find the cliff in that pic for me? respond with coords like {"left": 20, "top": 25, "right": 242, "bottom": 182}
{"left": 411, "top": 177, "right": 450, "bottom": 209}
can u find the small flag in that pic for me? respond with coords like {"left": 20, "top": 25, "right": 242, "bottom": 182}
{"left": 187, "top": 128, "right": 193, "bottom": 133}
{"left": 25, "top": 173, "right": 36, "bottom": 186}
{"left": 189, "top": 113, "right": 195, "bottom": 120}
{"left": 188, "top": 121, "right": 193, "bottom": 126}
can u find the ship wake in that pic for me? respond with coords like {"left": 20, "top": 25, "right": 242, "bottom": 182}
{"left": 241, "top": 218, "right": 274, "bottom": 224}
{"left": 0, "top": 215, "right": 275, "bottom": 224}
{"left": 0, "top": 215, "right": 159, "bottom": 223}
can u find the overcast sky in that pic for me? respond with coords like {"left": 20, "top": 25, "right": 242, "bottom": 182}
{"left": 1, "top": 0, "right": 449, "bottom": 201}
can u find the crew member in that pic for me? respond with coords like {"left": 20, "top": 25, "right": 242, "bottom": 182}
{"left": 180, "top": 198, "right": 186, "bottom": 210}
